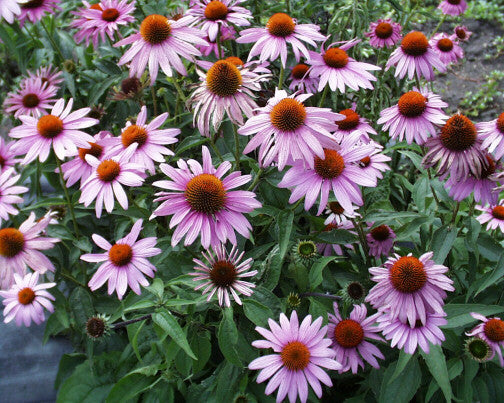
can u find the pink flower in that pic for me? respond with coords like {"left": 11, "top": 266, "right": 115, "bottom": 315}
{"left": 249, "top": 311, "right": 342, "bottom": 403}
{"left": 323, "top": 201, "right": 359, "bottom": 226}
{"left": 466, "top": 313, "right": 504, "bottom": 367}
{"left": 378, "top": 87, "right": 448, "bottom": 145}
{"left": 366, "top": 252, "right": 454, "bottom": 327}
{"left": 239, "top": 89, "right": 341, "bottom": 171}
{"left": 334, "top": 106, "right": 377, "bottom": 143}
{"left": 288, "top": 63, "right": 319, "bottom": 94}
{"left": 190, "top": 243, "right": 257, "bottom": 307}
{"left": 0, "top": 168, "right": 29, "bottom": 225}
{"left": 103, "top": 106, "right": 180, "bottom": 174}
{"left": 0, "top": 138, "right": 22, "bottom": 173}
{"left": 18, "top": 0, "right": 61, "bottom": 26}
{"left": 452, "top": 25, "right": 472, "bottom": 42}
{"left": 0, "top": 0, "right": 21, "bottom": 23}
{"left": 365, "top": 19, "right": 402, "bottom": 48}
{"left": 479, "top": 112, "right": 504, "bottom": 159}
{"left": 4, "top": 77, "right": 57, "bottom": 118}
{"left": 82, "top": 219, "right": 161, "bottom": 300}
{"left": 0, "top": 272, "right": 55, "bottom": 327}
{"left": 356, "top": 143, "right": 391, "bottom": 182}
{"left": 79, "top": 144, "right": 145, "bottom": 218}
{"left": 328, "top": 302, "right": 384, "bottom": 374}
{"left": 26, "top": 65, "right": 63, "bottom": 88}
{"left": 115, "top": 14, "right": 207, "bottom": 84}
{"left": 237, "top": 12, "right": 326, "bottom": 67}
{"left": 9, "top": 98, "right": 98, "bottom": 164}
{"left": 366, "top": 224, "right": 396, "bottom": 258}
{"left": 0, "top": 212, "right": 59, "bottom": 290}
{"left": 438, "top": 0, "right": 467, "bottom": 16}
{"left": 152, "top": 146, "right": 261, "bottom": 248}
{"left": 196, "top": 25, "right": 236, "bottom": 57}
{"left": 430, "top": 33, "right": 464, "bottom": 66}
{"left": 386, "top": 31, "right": 446, "bottom": 81}
{"left": 475, "top": 201, "right": 504, "bottom": 233}
{"left": 308, "top": 39, "right": 380, "bottom": 93}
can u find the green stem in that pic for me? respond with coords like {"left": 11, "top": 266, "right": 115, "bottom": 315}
{"left": 40, "top": 19, "right": 65, "bottom": 63}
{"left": 431, "top": 14, "right": 446, "bottom": 37}
{"left": 171, "top": 76, "right": 187, "bottom": 103}
{"left": 232, "top": 124, "right": 241, "bottom": 171}
{"left": 277, "top": 64, "right": 285, "bottom": 90}
{"left": 351, "top": 218, "right": 372, "bottom": 268}
{"left": 36, "top": 161, "right": 42, "bottom": 197}
{"left": 216, "top": 25, "right": 223, "bottom": 59}
{"left": 209, "top": 136, "right": 224, "bottom": 163}
{"left": 55, "top": 157, "right": 80, "bottom": 238}
{"left": 299, "top": 292, "right": 341, "bottom": 301}
{"left": 247, "top": 168, "right": 264, "bottom": 191}
{"left": 451, "top": 201, "right": 460, "bottom": 226}
{"left": 318, "top": 85, "right": 329, "bottom": 107}
{"left": 285, "top": 0, "right": 291, "bottom": 15}
{"left": 150, "top": 86, "right": 158, "bottom": 116}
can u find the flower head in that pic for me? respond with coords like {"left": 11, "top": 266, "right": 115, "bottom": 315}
{"left": 475, "top": 200, "right": 504, "bottom": 233}
{"left": 0, "top": 0, "right": 22, "bottom": 23}
{"left": 152, "top": 146, "right": 261, "bottom": 248}
{"left": 288, "top": 63, "right": 318, "bottom": 93}
{"left": 249, "top": 311, "right": 342, "bottom": 403}
{"left": 430, "top": 33, "right": 464, "bottom": 66}
{"left": 366, "top": 223, "right": 396, "bottom": 258}
{"left": 0, "top": 168, "right": 29, "bottom": 225}
{"left": 465, "top": 337, "right": 494, "bottom": 363}
{"left": 86, "top": 313, "right": 111, "bottom": 340}
{"left": 334, "top": 106, "right": 377, "bottom": 144}
{"left": 0, "top": 138, "right": 21, "bottom": 174}
{"left": 81, "top": 219, "right": 161, "bottom": 300}
{"left": 438, "top": 0, "right": 467, "bottom": 16}
{"left": 466, "top": 313, "right": 504, "bottom": 366}
{"left": 190, "top": 243, "right": 256, "bottom": 307}
{"left": 4, "top": 77, "right": 57, "bottom": 118}
{"left": 452, "top": 25, "right": 472, "bottom": 42}
{"left": 323, "top": 201, "right": 359, "bottom": 225}
{"left": 27, "top": 65, "right": 63, "bottom": 89}
{"left": 340, "top": 281, "right": 366, "bottom": 304}
{"left": 479, "top": 112, "right": 504, "bottom": 159}
{"left": 365, "top": 19, "right": 402, "bottom": 48}
{"left": 0, "top": 272, "right": 55, "bottom": 326}
{"left": 356, "top": 143, "right": 391, "bottom": 182}
{"left": 18, "top": 0, "right": 61, "bottom": 26}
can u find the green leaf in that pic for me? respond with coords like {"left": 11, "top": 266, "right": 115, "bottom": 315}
{"left": 463, "top": 357, "right": 479, "bottom": 403}
{"left": 476, "top": 233, "right": 502, "bottom": 262}
{"left": 309, "top": 256, "right": 338, "bottom": 290}
{"left": 420, "top": 344, "right": 452, "bottom": 402}
{"left": 218, "top": 308, "right": 241, "bottom": 366}
{"left": 431, "top": 226, "right": 457, "bottom": 264}
{"left": 277, "top": 210, "right": 294, "bottom": 260}
{"left": 105, "top": 373, "right": 158, "bottom": 403}
{"left": 388, "top": 350, "right": 414, "bottom": 384}
{"left": 311, "top": 229, "right": 357, "bottom": 244}
{"left": 152, "top": 309, "right": 196, "bottom": 360}
{"left": 243, "top": 299, "right": 274, "bottom": 327}
{"left": 378, "top": 356, "right": 421, "bottom": 403}
{"left": 443, "top": 304, "right": 504, "bottom": 329}
{"left": 191, "top": 331, "right": 211, "bottom": 373}
{"left": 475, "top": 254, "right": 504, "bottom": 296}
{"left": 55, "top": 353, "right": 87, "bottom": 390}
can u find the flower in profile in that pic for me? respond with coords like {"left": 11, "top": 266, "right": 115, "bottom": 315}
{"left": 292, "top": 240, "right": 318, "bottom": 266}
{"left": 190, "top": 243, "right": 256, "bottom": 307}
{"left": 278, "top": 135, "right": 376, "bottom": 213}
{"left": 430, "top": 33, "right": 464, "bottom": 66}
{"left": 85, "top": 313, "right": 111, "bottom": 340}
{"left": 479, "top": 112, "right": 504, "bottom": 159}
{"left": 0, "top": 138, "right": 21, "bottom": 173}
{"left": 189, "top": 59, "right": 265, "bottom": 137}
{"left": 308, "top": 39, "right": 380, "bottom": 93}
{"left": 475, "top": 201, "right": 504, "bottom": 232}
{"left": 79, "top": 144, "right": 145, "bottom": 218}
{"left": 365, "top": 19, "right": 402, "bottom": 49}
{"left": 59, "top": 131, "right": 111, "bottom": 187}
{"left": 71, "top": 0, "right": 136, "bottom": 48}
{"left": 4, "top": 77, "right": 57, "bottom": 118}
{"left": 0, "top": 212, "right": 59, "bottom": 290}
{"left": 378, "top": 87, "right": 448, "bottom": 145}
{"left": 112, "top": 76, "right": 147, "bottom": 101}
{"left": 0, "top": 0, "right": 21, "bottom": 23}
{"left": 0, "top": 168, "right": 29, "bottom": 225}
{"left": 367, "top": 252, "right": 454, "bottom": 327}
{"left": 104, "top": 106, "right": 180, "bottom": 174}
{"left": 357, "top": 143, "right": 391, "bottom": 182}
{"left": 239, "top": 89, "right": 341, "bottom": 171}
{"left": 316, "top": 220, "right": 355, "bottom": 256}
{"left": 334, "top": 107, "right": 377, "bottom": 143}
{"left": 115, "top": 14, "right": 207, "bottom": 84}
{"left": 386, "top": 31, "right": 446, "bottom": 81}
{"left": 466, "top": 313, "right": 504, "bottom": 366}
{"left": 366, "top": 224, "right": 396, "bottom": 258}
{"left": 465, "top": 337, "right": 494, "bottom": 363}
{"left": 324, "top": 201, "right": 359, "bottom": 225}
{"left": 445, "top": 154, "right": 501, "bottom": 206}
{"left": 423, "top": 113, "right": 487, "bottom": 180}
{"left": 9, "top": 98, "right": 98, "bottom": 165}
{"left": 152, "top": 146, "right": 261, "bottom": 248}
{"left": 328, "top": 302, "right": 384, "bottom": 374}
{"left": 187, "top": 0, "right": 251, "bottom": 42}
{"left": 248, "top": 311, "right": 342, "bottom": 403}
{"left": 18, "top": 0, "right": 61, "bottom": 26}
{"left": 237, "top": 12, "right": 326, "bottom": 67}
{"left": 81, "top": 219, "right": 161, "bottom": 300}
{"left": 27, "top": 65, "right": 63, "bottom": 88}
{"left": 0, "top": 272, "right": 55, "bottom": 327}
{"left": 438, "top": 0, "right": 467, "bottom": 16}
{"left": 197, "top": 25, "right": 236, "bottom": 57}
{"left": 288, "top": 63, "right": 318, "bottom": 93}
{"left": 377, "top": 310, "right": 447, "bottom": 354}
{"left": 452, "top": 25, "right": 472, "bottom": 42}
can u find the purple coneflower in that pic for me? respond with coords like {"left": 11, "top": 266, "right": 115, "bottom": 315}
{"left": 9, "top": 98, "right": 98, "bottom": 165}
{"left": 377, "top": 310, "right": 447, "bottom": 354}
{"left": 466, "top": 313, "right": 504, "bottom": 366}
{"left": 197, "top": 25, "right": 235, "bottom": 57}
{"left": 4, "top": 77, "right": 57, "bottom": 118}
{"left": 334, "top": 106, "right": 377, "bottom": 143}
{"left": 328, "top": 302, "right": 384, "bottom": 374}
{"left": 378, "top": 87, "right": 448, "bottom": 145}
{"left": 386, "top": 31, "right": 446, "bottom": 81}
{"left": 0, "top": 0, "right": 21, "bottom": 23}
{"left": 237, "top": 12, "right": 326, "bottom": 67}
{"left": 423, "top": 113, "right": 487, "bottom": 180}
{"left": 438, "top": 0, "right": 467, "bottom": 16}
{"left": 366, "top": 224, "right": 396, "bottom": 258}
{"left": 0, "top": 138, "right": 21, "bottom": 173}
{"left": 430, "top": 33, "right": 464, "bottom": 66}
{"left": 81, "top": 219, "right": 161, "bottom": 300}
{"left": 104, "top": 106, "right": 180, "bottom": 174}
{"left": 187, "top": 0, "right": 251, "bottom": 42}
{"left": 366, "top": 252, "right": 454, "bottom": 327}
{"left": 239, "top": 89, "right": 341, "bottom": 171}
{"left": 323, "top": 201, "right": 359, "bottom": 225}
{"left": 479, "top": 112, "right": 504, "bottom": 159}
{"left": 18, "top": 0, "right": 61, "bottom": 26}
{"left": 365, "top": 19, "right": 402, "bottom": 49}
{"left": 152, "top": 146, "right": 261, "bottom": 248}
{"left": 308, "top": 39, "right": 380, "bottom": 93}
{"left": 79, "top": 144, "right": 145, "bottom": 218}
{"left": 0, "top": 168, "right": 29, "bottom": 225}
{"left": 190, "top": 243, "right": 257, "bottom": 307}
{"left": 248, "top": 310, "right": 342, "bottom": 403}
{"left": 357, "top": 143, "right": 391, "bottom": 182}
{"left": 115, "top": 14, "right": 207, "bottom": 84}
{"left": 475, "top": 201, "right": 504, "bottom": 232}
{"left": 452, "top": 25, "right": 472, "bottom": 42}
{"left": 288, "top": 63, "right": 318, "bottom": 93}
{"left": 0, "top": 272, "right": 55, "bottom": 327}
{"left": 0, "top": 212, "right": 59, "bottom": 290}
{"left": 27, "top": 65, "right": 63, "bottom": 89}
{"left": 317, "top": 220, "right": 355, "bottom": 256}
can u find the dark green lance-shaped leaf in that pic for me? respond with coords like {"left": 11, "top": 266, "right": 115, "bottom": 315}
{"left": 388, "top": 350, "right": 414, "bottom": 384}
{"left": 277, "top": 210, "right": 294, "bottom": 260}
{"left": 55, "top": 353, "right": 87, "bottom": 390}
{"left": 378, "top": 356, "right": 421, "bottom": 403}
{"left": 431, "top": 226, "right": 457, "bottom": 264}
{"left": 443, "top": 304, "right": 504, "bottom": 329}
{"left": 243, "top": 299, "right": 274, "bottom": 327}
{"left": 475, "top": 254, "right": 504, "bottom": 296}
{"left": 309, "top": 256, "right": 338, "bottom": 290}
{"left": 311, "top": 229, "right": 357, "bottom": 244}
{"left": 218, "top": 308, "right": 241, "bottom": 366}
{"left": 191, "top": 331, "right": 211, "bottom": 374}
{"left": 105, "top": 373, "right": 158, "bottom": 403}
{"left": 420, "top": 344, "right": 452, "bottom": 402}
{"left": 152, "top": 309, "right": 196, "bottom": 360}
{"left": 69, "top": 288, "right": 94, "bottom": 327}
{"left": 463, "top": 357, "right": 479, "bottom": 403}
{"left": 476, "top": 233, "right": 502, "bottom": 262}
{"left": 175, "top": 135, "right": 209, "bottom": 156}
